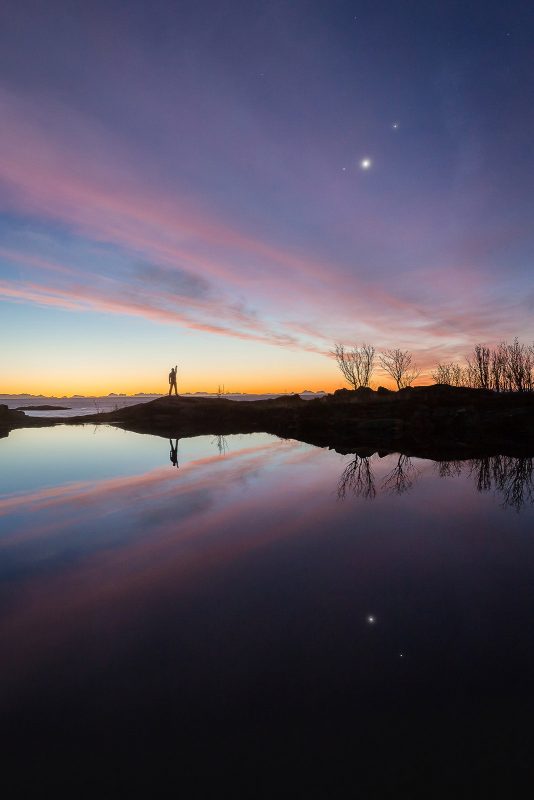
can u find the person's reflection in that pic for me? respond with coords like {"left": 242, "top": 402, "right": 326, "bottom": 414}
{"left": 169, "top": 439, "right": 179, "bottom": 468}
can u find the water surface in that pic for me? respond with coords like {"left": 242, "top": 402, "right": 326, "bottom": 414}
{"left": 1, "top": 425, "right": 533, "bottom": 790}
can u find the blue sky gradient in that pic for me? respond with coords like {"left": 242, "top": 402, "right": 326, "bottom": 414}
{"left": 1, "top": 0, "right": 533, "bottom": 393}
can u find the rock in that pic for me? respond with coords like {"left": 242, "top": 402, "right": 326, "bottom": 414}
{"left": 14, "top": 404, "right": 71, "bottom": 411}
{"left": 0, "top": 404, "right": 25, "bottom": 422}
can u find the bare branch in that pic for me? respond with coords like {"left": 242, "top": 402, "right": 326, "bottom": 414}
{"left": 431, "top": 362, "right": 465, "bottom": 386}
{"left": 379, "top": 348, "right": 420, "bottom": 390}
{"left": 333, "top": 343, "right": 375, "bottom": 389}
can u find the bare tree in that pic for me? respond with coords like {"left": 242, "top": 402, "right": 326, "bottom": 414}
{"left": 490, "top": 343, "right": 507, "bottom": 393}
{"left": 333, "top": 343, "right": 375, "bottom": 389}
{"left": 431, "top": 362, "right": 465, "bottom": 387}
{"left": 379, "top": 348, "right": 421, "bottom": 390}
{"left": 506, "top": 338, "right": 533, "bottom": 392}
{"left": 466, "top": 344, "right": 490, "bottom": 389}
{"left": 457, "top": 339, "right": 534, "bottom": 392}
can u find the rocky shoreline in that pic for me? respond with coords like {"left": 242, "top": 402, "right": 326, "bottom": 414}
{"left": 1, "top": 385, "right": 533, "bottom": 460}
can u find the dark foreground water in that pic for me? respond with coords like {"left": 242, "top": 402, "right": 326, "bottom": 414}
{"left": 1, "top": 426, "right": 534, "bottom": 792}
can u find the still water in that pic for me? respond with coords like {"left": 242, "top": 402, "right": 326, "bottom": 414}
{"left": 1, "top": 425, "right": 534, "bottom": 790}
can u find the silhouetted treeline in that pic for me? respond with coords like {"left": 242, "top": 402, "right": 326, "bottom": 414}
{"left": 433, "top": 339, "right": 534, "bottom": 392}
{"left": 335, "top": 338, "right": 534, "bottom": 392}
{"left": 334, "top": 344, "right": 421, "bottom": 390}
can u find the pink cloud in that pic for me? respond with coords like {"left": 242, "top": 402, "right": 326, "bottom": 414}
{"left": 1, "top": 88, "right": 531, "bottom": 367}
{"left": 0, "top": 92, "right": 439, "bottom": 335}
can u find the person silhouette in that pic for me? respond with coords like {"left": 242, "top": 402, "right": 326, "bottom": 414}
{"left": 168, "top": 365, "right": 178, "bottom": 396}
{"left": 169, "top": 439, "right": 179, "bottom": 467}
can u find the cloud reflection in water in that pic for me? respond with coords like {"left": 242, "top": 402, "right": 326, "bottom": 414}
{"left": 0, "top": 428, "right": 533, "bottom": 701}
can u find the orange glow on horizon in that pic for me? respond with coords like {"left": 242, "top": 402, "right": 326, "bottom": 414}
{"left": 1, "top": 379, "right": 341, "bottom": 397}
{"left": 1, "top": 373, "right": 431, "bottom": 397}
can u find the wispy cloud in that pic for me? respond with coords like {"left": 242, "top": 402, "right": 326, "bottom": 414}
{"left": 0, "top": 90, "right": 439, "bottom": 348}
{"left": 1, "top": 81, "right": 532, "bottom": 373}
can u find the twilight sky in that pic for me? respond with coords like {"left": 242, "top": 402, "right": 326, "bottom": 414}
{"left": 1, "top": 0, "right": 533, "bottom": 394}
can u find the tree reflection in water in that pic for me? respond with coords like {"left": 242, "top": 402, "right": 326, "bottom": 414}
{"left": 438, "top": 456, "right": 534, "bottom": 511}
{"left": 337, "top": 452, "right": 534, "bottom": 511}
{"left": 337, "top": 453, "right": 418, "bottom": 501}
{"left": 436, "top": 460, "right": 463, "bottom": 479}
{"left": 381, "top": 454, "right": 418, "bottom": 495}
{"left": 468, "top": 456, "right": 534, "bottom": 512}
{"left": 212, "top": 434, "right": 229, "bottom": 456}
{"left": 337, "top": 455, "right": 376, "bottom": 501}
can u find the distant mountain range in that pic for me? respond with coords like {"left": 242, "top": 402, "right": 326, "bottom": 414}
{"left": 1, "top": 390, "right": 327, "bottom": 399}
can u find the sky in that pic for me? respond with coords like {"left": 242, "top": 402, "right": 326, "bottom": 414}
{"left": 1, "top": 0, "right": 533, "bottom": 395}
